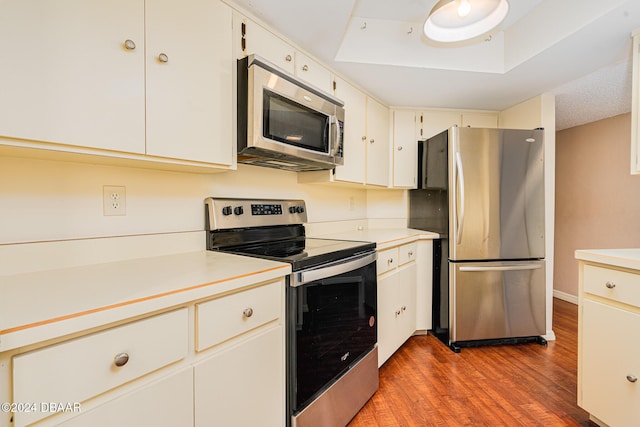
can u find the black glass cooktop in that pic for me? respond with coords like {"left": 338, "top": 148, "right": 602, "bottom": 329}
{"left": 222, "top": 237, "right": 375, "bottom": 271}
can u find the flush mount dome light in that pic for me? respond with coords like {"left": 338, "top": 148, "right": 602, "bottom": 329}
{"left": 423, "top": 0, "right": 509, "bottom": 43}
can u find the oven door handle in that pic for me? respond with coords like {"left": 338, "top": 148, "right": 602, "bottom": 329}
{"left": 292, "top": 252, "right": 377, "bottom": 287}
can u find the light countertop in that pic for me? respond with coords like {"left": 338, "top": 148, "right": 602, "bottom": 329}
{"left": 312, "top": 228, "right": 439, "bottom": 250}
{"left": 0, "top": 251, "right": 290, "bottom": 352}
{"left": 575, "top": 248, "right": 640, "bottom": 271}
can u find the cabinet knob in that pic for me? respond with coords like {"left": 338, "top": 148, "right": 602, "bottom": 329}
{"left": 395, "top": 310, "right": 401, "bottom": 317}
{"left": 158, "top": 53, "right": 169, "bottom": 63}
{"left": 361, "top": 136, "right": 367, "bottom": 142}
{"left": 243, "top": 307, "right": 254, "bottom": 318}
{"left": 408, "top": 251, "right": 414, "bottom": 256}
{"left": 627, "top": 374, "right": 638, "bottom": 383}
{"left": 387, "top": 258, "right": 394, "bottom": 265}
{"left": 401, "top": 305, "right": 407, "bottom": 312}
{"left": 113, "top": 352, "right": 130, "bottom": 367}
{"left": 397, "top": 146, "right": 403, "bottom": 151}
{"left": 605, "top": 281, "right": 616, "bottom": 289}
{"left": 302, "top": 64, "right": 309, "bottom": 71}
{"left": 369, "top": 139, "right": 375, "bottom": 144}
{"left": 285, "top": 54, "right": 292, "bottom": 62}
{"left": 124, "top": 39, "right": 136, "bottom": 50}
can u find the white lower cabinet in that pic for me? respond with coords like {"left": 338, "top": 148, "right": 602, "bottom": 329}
{"left": 58, "top": 368, "right": 193, "bottom": 427}
{"left": 12, "top": 308, "right": 188, "bottom": 427}
{"left": 578, "top": 260, "right": 640, "bottom": 427}
{"left": 194, "top": 326, "right": 284, "bottom": 427}
{"left": 377, "top": 243, "right": 417, "bottom": 366}
{"left": 7, "top": 278, "right": 286, "bottom": 427}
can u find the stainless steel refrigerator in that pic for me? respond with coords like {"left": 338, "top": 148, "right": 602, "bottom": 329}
{"left": 409, "top": 127, "right": 546, "bottom": 352}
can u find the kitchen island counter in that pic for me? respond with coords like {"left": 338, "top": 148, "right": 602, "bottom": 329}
{"left": 575, "top": 248, "right": 640, "bottom": 270}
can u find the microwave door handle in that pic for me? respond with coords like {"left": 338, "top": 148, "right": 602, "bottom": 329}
{"left": 331, "top": 115, "right": 342, "bottom": 157}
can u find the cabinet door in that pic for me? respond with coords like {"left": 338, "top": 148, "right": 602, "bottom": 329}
{"left": 145, "top": 0, "right": 233, "bottom": 165}
{"left": 58, "top": 368, "right": 193, "bottom": 427}
{"left": 243, "top": 19, "right": 295, "bottom": 74}
{"left": 0, "top": 0, "right": 145, "bottom": 153}
{"left": 462, "top": 113, "right": 498, "bottom": 128}
{"left": 377, "top": 271, "right": 399, "bottom": 366}
{"left": 295, "top": 52, "right": 332, "bottom": 93}
{"left": 366, "top": 97, "right": 390, "bottom": 187}
{"left": 333, "top": 77, "right": 367, "bottom": 183}
{"left": 377, "top": 263, "right": 417, "bottom": 367}
{"left": 421, "top": 110, "right": 461, "bottom": 140}
{"left": 398, "top": 263, "right": 417, "bottom": 342}
{"left": 581, "top": 299, "right": 640, "bottom": 427}
{"left": 194, "top": 326, "right": 284, "bottom": 427}
{"left": 392, "top": 110, "right": 417, "bottom": 188}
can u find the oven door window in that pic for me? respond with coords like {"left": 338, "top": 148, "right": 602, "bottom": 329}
{"left": 263, "top": 90, "right": 329, "bottom": 153}
{"left": 292, "top": 260, "right": 377, "bottom": 412}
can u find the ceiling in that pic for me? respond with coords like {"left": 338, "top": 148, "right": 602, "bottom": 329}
{"left": 231, "top": 0, "right": 640, "bottom": 130}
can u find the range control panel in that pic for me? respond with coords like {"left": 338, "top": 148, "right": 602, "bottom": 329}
{"left": 205, "top": 197, "right": 307, "bottom": 230}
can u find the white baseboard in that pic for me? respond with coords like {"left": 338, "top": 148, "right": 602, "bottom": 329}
{"left": 553, "top": 289, "right": 578, "bottom": 305}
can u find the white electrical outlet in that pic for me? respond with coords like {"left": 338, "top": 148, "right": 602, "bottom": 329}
{"left": 103, "top": 185, "right": 126, "bottom": 216}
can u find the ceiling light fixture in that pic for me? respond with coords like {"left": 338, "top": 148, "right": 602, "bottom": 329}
{"left": 423, "top": 0, "right": 509, "bottom": 43}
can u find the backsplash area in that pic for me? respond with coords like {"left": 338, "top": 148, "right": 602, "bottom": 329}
{"left": 0, "top": 156, "right": 407, "bottom": 245}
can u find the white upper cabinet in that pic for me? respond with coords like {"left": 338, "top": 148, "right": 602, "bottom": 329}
{"left": 333, "top": 76, "right": 367, "bottom": 184}
{"left": 0, "top": 0, "right": 234, "bottom": 169}
{"left": 461, "top": 112, "right": 498, "bottom": 129}
{"left": 234, "top": 13, "right": 332, "bottom": 94}
{"left": 146, "top": 0, "right": 233, "bottom": 165}
{"left": 417, "top": 110, "right": 498, "bottom": 140}
{"left": 366, "top": 97, "right": 390, "bottom": 187}
{"left": 391, "top": 110, "right": 417, "bottom": 188}
{"left": 0, "top": 0, "right": 146, "bottom": 154}
{"left": 294, "top": 52, "right": 332, "bottom": 94}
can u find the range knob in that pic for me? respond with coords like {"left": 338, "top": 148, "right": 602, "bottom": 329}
{"left": 233, "top": 206, "right": 244, "bottom": 215}
{"left": 288, "top": 206, "right": 297, "bottom": 214}
{"left": 295, "top": 206, "right": 305, "bottom": 214}
{"left": 222, "top": 206, "right": 232, "bottom": 216}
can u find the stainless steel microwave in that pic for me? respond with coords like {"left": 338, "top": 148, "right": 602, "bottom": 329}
{"left": 237, "top": 55, "right": 345, "bottom": 171}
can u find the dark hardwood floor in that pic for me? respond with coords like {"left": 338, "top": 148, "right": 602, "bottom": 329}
{"left": 349, "top": 298, "right": 595, "bottom": 426}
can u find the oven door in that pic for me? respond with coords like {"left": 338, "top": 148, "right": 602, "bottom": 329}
{"left": 288, "top": 252, "right": 377, "bottom": 414}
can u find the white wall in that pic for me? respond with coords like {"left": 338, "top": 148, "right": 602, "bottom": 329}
{"left": 0, "top": 156, "right": 370, "bottom": 245}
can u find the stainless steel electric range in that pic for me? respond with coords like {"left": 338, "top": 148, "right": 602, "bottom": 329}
{"left": 205, "top": 197, "right": 378, "bottom": 427}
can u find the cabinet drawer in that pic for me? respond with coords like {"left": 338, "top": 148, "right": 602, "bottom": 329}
{"left": 584, "top": 264, "right": 640, "bottom": 308}
{"left": 13, "top": 309, "right": 188, "bottom": 427}
{"left": 196, "top": 280, "right": 282, "bottom": 351}
{"left": 398, "top": 243, "right": 417, "bottom": 266}
{"left": 377, "top": 247, "right": 399, "bottom": 275}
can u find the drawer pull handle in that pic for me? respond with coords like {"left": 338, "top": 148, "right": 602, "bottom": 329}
{"left": 243, "top": 307, "right": 254, "bottom": 318}
{"left": 113, "top": 352, "right": 129, "bottom": 367}
{"left": 627, "top": 374, "right": 638, "bottom": 383}
{"left": 408, "top": 251, "right": 414, "bottom": 256}
{"left": 605, "top": 281, "right": 616, "bottom": 289}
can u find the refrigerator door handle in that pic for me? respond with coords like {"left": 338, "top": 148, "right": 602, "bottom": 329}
{"left": 459, "top": 264, "right": 542, "bottom": 272}
{"left": 455, "top": 151, "right": 465, "bottom": 244}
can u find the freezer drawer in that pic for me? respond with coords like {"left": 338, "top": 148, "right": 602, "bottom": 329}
{"left": 450, "top": 260, "right": 545, "bottom": 343}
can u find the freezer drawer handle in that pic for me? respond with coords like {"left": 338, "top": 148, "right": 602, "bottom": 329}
{"left": 459, "top": 265, "right": 542, "bottom": 272}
